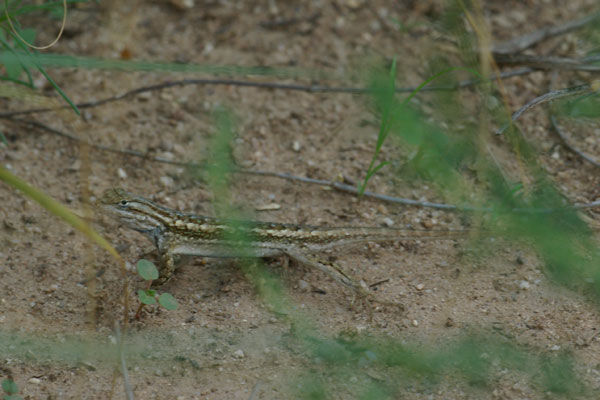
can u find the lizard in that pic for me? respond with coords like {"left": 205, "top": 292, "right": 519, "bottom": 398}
{"left": 98, "top": 187, "right": 467, "bottom": 300}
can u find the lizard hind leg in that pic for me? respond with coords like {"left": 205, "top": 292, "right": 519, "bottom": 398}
{"left": 284, "top": 250, "right": 405, "bottom": 314}
{"left": 284, "top": 250, "right": 367, "bottom": 294}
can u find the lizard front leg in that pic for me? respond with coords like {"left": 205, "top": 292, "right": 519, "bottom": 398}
{"left": 154, "top": 240, "right": 177, "bottom": 285}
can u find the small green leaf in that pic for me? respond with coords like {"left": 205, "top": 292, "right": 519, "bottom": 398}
{"left": 137, "top": 259, "right": 159, "bottom": 280}
{"left": 138, "top": 289, "right": 157, "bottom": 305}
{"left": 158, "top": 293, "right": 178, "bottom": 310}
{"left": 2, "top": 379, "right": 18, "bottom": 395}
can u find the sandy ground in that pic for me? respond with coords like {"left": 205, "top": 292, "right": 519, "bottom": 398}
{"left": 1, "top": 1, "right": 600, "bottom": 399}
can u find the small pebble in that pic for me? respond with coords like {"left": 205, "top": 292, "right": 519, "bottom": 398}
{"left": 519, "top": 280, "right": 530, "bottom": 290}
{"left": 381, "top": 217, "right": 394, "bottom": 227}
{"left": 64, "top": 192, "right": 75, "bottom": 203}
{"left": 173, "top": 143, "right": 185, "bottom": 155}
{"left": 255, "top": 203, "right": 281, "bottom": 211}
{"left": 298, "top": 280, "right": 310, "bottom": 291}
{"left": 232, "top": 349, "right": 245, "bottom": 359}
{"left": 366, "top": 370, "right": 385, "bottom": 381}
{"left": 117, "top": 168, "right": 127, "bottom": 179}
{"left": 28, "top": 377, "right": 41, "bottom": 385}
{"left": 355, "top": 325, "right": 367, "bottom": 334}
{"left": 412, "top": 320, "right": 419, "bottom": 327}
{"left": 486, "top": 96, "right": 500, "bottom": 110}
{"left": 69, "top": 160, "right": 81, "bottom": 172}
{"left": 78, "top": 361, "right": 97, "bottom": 371}
{"left": 203, "top": 42, "right": 214, "bottom": 54}
{"left": 160, "top": 176, "right": 174, "bottom": 188}
{"left": 161, "top": 152, "right": 175, "bottom": 161}
{"left": 137, "top": 91, "right": 152, "bottom": 100}
{"left": 422, "top": 220, "right": 434, "bottom": 229}
{"left": 292, "top": 141, "right": 301, "bottom": 152}
{"left": 44, "top": 284, "right": 59, "bottom": 293}
{"left": 345, "top": 0, "right": 363, "bottom": 10}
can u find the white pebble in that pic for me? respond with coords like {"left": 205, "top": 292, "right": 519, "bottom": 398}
{"left": 160, "top": 176, "right": 174, "bottom": 187}
{"left": 232, "top": 349, "right": 245, "bottom": 359}
{"left": 382, "top": 217, "right": 394, "bottom": 227}
{"left": 203, "top": 42, "right": 214, "bottom": 54}
{"left": 117, "top": 168, "right": 127, "bottom": 179}
{"left": 28, "top": 377, "right": 41, "bottom": 384}
{"left": 255, "top": 203, "right": 281, "bottom": 211}
{"left": 519, "top": 280, "right": 530, "bottom": 290}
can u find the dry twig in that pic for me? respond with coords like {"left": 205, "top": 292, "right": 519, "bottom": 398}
{"left": 0, "top": 69, "right": 534, "bottom": 118}
{"left": 492, "top": 11, "right": 600, "bottom": 55}
{"left": 549, "top": 115, "right": 600, "bottom": 168}
{"left": 8, "top": 117, "right": 600, "bottom": 212}
{"left": 496, "top": 83, "right": 595, "bottom": 135}
{"left": 495, "top": 54, "right": 600, "bottom": 72}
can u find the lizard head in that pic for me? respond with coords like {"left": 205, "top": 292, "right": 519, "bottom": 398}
{"left": 98, "top": 188, "right": 166, "bottom": 232}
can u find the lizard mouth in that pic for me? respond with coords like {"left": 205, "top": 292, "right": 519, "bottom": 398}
{"left": 100, "top": 205, "right": 162, "bottom": 233}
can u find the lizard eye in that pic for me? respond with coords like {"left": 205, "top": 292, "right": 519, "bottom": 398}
{"left": 120, "top": 200, "right": 128, "bottom": 206}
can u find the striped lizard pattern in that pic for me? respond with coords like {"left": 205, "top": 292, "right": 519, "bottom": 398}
{"left": 99, "top": 188, "right": 466, "bottom": 298}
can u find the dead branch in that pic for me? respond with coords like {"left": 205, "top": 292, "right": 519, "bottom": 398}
{"left": 495, "top": 54, "right": 600, "bottom": 71}
{"left": 496, "top": 83, "right": 594, "bottom": 135}
{"left": 549, "top": 114, "right": 600, "bottom": 168}
{"left": 0, "top": 68, "right": 534, "bottom": 118}
{"left": 492, "top": 11, "right": 600, "bottom": 55}
{"left": 7, "top": 116, "right": 600, "bottom": 212}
